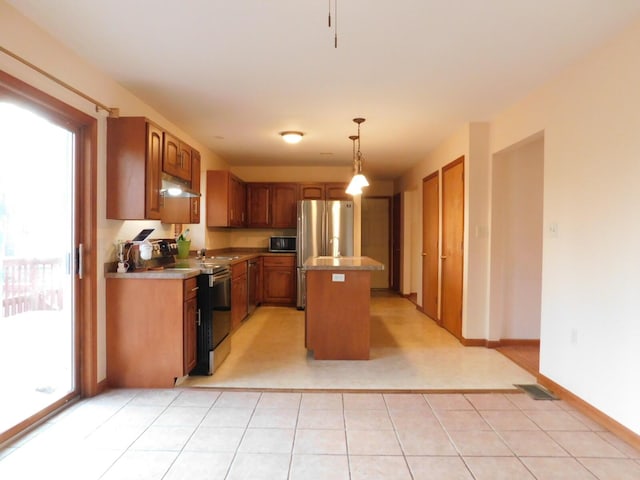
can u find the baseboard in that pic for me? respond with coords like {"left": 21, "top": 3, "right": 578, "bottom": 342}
{"left": 95, "top": 378, "right": 109, "bottom": 396}
{"left": 461, "top": 338, "right": 541, "bottom": 348}
{"left": 538, "top": 373, "right": 640, "bottom": 451}
{"left": 403, "top": 292, "right": 417, "bottom": 305}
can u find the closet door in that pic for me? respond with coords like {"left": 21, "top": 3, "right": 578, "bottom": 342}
{"left": 421, "top": 171, "right": 439, "bottom": 321}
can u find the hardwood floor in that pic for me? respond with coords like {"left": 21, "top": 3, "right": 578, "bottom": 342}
{"left": 495, "top": 344, "right": 540, "bottom": 377}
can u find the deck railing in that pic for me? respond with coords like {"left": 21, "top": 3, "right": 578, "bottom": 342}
{"left": 1, "top": 258, "right": 64, "bottom": 317}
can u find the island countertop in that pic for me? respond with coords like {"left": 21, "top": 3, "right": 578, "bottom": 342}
{"left": 303, "top": 256, "right": 384, "bottom": 271}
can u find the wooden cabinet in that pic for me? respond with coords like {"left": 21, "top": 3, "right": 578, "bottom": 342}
{"left": 231, "top": 261, "right": 248, "bottom": 329}
{"left": 182, "top": 276, "right": 198, "bottom": 373}
{"left": 206, "top": 170, "right": 246, "bottom": 227}
{"left": 107, "top": 116, "right": 200, "bottom": 222}
{"left": 106, "top": 276, "right": 198, "bottom": 387}
{"left": 246, "top": 183, "right": 298, "bottom": 228}
{"left": 299, "top": 182, "right": 349, "bottom": 201}
{"left": 189, "top": 150, "right": 201, "bottom": 224}
{"left": 163, "top": 131, "right": 192, "bottom": 181}
{"left": 262, "top": 255, "right": 296, "bottom": 305}
{"left": 107, "top": 117, "right": 163, "bottom": 220}
{"left": 161, "top": 148, "right": 201, "bottom": 224}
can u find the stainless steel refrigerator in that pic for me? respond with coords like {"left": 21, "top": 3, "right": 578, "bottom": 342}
{"left": 296, "top": 199, "right": 355, "bottom": 309}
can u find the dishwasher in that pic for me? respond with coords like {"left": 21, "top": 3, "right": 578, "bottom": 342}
{"left": 247, "top": 258, "right": 258, "bottom": 315}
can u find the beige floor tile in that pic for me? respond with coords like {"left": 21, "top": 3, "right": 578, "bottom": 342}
{"left": 248, "top": 407, "right": 298, "bottom": 428}
{"left": 480, "top": 410, "right": 540, "bottom": 431}
{"left": 128, "top": 389, "right": 180, "bottom": 406}
{"left": 100, "top": 450, "right": 178, "bottom": 480}
{"left": 448, "top": 430, "right": 513, "bottom": 456}
{"left": 463, "top": 456, "right": 535, "bottom": 480}
{"left": 300, "top": 392, "right": 343, "bottom": 410}
{"left": 152, "top": 406, "right": 209, "bottom": 426}
{"left": 349, "top": 455, "right": 412, "bottom": 480}
{"left": 238, "top": 428, "right": 295, "bottom": 454}
{"left": 256, "top": 392, "right": 302, "bottom": 409}
{"left": 130, "top": 425, "right": 196, "bottom": 451}
{"left": 498, "top": 430, "right": 569, "bottom": 457}
{"left": 524, "top": 410, "right": 592, "bottom": 431}
{"left": 435, "top": 410, "right": 492, "bottom": 431}
{"left": 548, "top": 431, "right": 627, "bottom": 458}
{"left": 520, "top": 457, "right": 597, "bottom": 479}
{"left": 297, "top": 408, "right": 345, "bottom": 429}
{"left": 213, "top": 391, "right": 261, "bottom": 409}
{"left": 465, "top": 393, "right": 518, "bottom": 410}
{"left": 200, "top": 407, "right": 254, "bottom": 428}
{"left": 383, "top": 393, "right": 431, "bottom": 411}
{"left": 344, "top": 409, "right": 394, "bottom": 430}
{"left": 226, "top": 452, "right": 291, "bottom": 480}
{"left": 346, "top": 429, "right": 403, "bottom": 455}
{"left": 507, "top": 395, "right": 562, "bottom": 411}
{"left": 579, "top": 458, "right": 640, "bottom": 480}
{"left": 406, "top": 456, "right": 474, "bottom": 479}
{"left": 396, "top": 427, "right": 458, "bottom": 455}
{"left": 83, "top": 423, "right": 147, "bottom": 450}
{"left": 597, "top": 431, "right": 640, "bottom": 459}
{"left": 170, "top": 389, "right": 221, "bottom": 407}
{"left": 107, "top": 404, "right": 166, "bottom": 427}
{"left": 391, "top": 414, "right": 444, "bottom": 432}
{"left": 289, "top": 454, "right": 349, "bottom": 480}
{"left": 343, "top": 393, "right": 387, "bottom": 410}
{"left": 163, "top": 451, "right": 234, "bottom": 480}
{"left": 184, "top": 426, "right": 245, "bottom": 452}
{"left": 293, "top": 429, "right": 347, "bottom": 455}
{"left": 425, "top": 394, "right": 474, "bottom": 411}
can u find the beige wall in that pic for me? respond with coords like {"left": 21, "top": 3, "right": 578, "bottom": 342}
{"left": 395, "top": 19, "right": 640, "bottom": 434}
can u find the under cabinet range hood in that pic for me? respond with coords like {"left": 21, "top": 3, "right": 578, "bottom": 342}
{"left": 160, "top": 172, "right": 200, "bottom": 198}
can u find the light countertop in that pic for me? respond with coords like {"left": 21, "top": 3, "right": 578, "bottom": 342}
{"left": 303, "top": 256, "right": 384, "bottom": 271}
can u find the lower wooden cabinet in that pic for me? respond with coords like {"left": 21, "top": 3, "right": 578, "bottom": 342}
{"left": 231, "top": 261, "right": 248, "bottom": 329}
{"left": 262, "top": 256, "right": 296, "bottom": 305}
{"left": 106, "top": 276, "right": 198, "bottom": 388}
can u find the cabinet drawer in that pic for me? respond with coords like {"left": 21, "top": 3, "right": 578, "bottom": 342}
{"left": 183, "top": 276, "right": 199, "bottom": 300}
{"left": 263, "top": 255, "right": 295, "bottom": 267}
{"left": 232, "top": 261, "right": 247, "bottom": 277}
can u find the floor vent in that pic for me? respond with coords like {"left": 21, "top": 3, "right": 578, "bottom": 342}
{"left": 514, "top": 384, "right": 558, "bottom": 400}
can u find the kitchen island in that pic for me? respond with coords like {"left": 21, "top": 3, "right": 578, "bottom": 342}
{"left": 303, "top": 256, "right": 384, "bottom": 360}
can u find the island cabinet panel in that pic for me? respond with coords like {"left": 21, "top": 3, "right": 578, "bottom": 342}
{"left": 106, "top": 278, "right": 197, "bottom": 388}
{"left": 305, "top": 270, "right": 371, "bottom": 360}
{"left": 262, "top": 256, "right": 296, "bottom": 305}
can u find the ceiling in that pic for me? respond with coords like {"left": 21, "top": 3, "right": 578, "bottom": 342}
{"left": 8, "top": 1, "right": 640, "bottom": 180}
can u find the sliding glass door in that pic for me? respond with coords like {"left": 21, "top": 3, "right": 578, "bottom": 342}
{"left": 0, "top": 101, "right": 78, "bottom": 436}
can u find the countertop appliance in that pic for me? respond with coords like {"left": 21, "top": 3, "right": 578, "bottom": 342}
{"left": 296, "top": 200, "right": 354, "bottom": 309}
{"left": 190, "top": 263, "right": 232, "bottom": 376}
{"left": 269, "top": 236, "right": 296, "bottom": 252}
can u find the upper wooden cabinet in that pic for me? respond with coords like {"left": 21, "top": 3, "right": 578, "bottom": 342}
{"left": 206, "top": 170, "right": 246, "bottom": 227}
{"left": 246, "top": 183, "right": 298, "bottom": 228}
{"left": 161, "top": 147, "right": 201, "bottom": 225}
{"left": 299, "top": 182, "right": 350, "bottom": 201}
{"left": 163, "top": 131, "right": 192, "bottom": 181}
{"left": 107, "top": 117, "right": 163, "bottom": 220}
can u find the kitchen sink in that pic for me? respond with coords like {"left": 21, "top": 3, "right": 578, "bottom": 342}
{"left": 210, "top": 255, "right": 241, "bottom": 260}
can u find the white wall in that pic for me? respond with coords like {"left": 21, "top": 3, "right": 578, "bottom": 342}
{"left": 489, "top": 135, "right": 544, "bottom": 340}
{"left": 1, "top": 1, "right": 229, "bottom": 381}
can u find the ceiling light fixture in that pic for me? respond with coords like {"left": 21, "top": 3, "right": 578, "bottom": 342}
{"left": 280, "top": 131, "right": 304, "bottom": 144}
{"left": 346, "top": 118, "right": 369, "bottom": 196}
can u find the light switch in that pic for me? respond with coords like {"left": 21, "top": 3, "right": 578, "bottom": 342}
{"left": 332, "top": 273, "right": 345, "bottom": 282}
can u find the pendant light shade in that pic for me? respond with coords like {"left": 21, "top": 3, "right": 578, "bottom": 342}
{"left": 346, "top": 118, "right": 369, "bottom": 196}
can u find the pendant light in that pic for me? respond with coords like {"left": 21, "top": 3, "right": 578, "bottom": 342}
{"left": 346, "top": 135, "right": 362, "bottom": 195}
{"left": 346, "top": 117, "right": 369, "bottom": 195}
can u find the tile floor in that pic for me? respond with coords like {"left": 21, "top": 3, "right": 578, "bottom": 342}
{"left": 1, "top": 388, "right": 639, "bottom": 479}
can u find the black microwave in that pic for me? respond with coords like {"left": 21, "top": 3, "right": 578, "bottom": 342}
{"left": 269, "top": 236, "right": 296, "bottom": 252}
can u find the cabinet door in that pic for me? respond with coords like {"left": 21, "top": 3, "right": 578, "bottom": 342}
{"left": 325, "top": 183, "right": 350, "bottom": 200}
{"left": 299, "top": 184, "right": 325, "bottom": 200}
{"left": 231, "top": 273, "right": 248, "bottom": 329}
{"left": 163, "top": 132, "right": 191, "bottom": 181}
{"left": 183, "top": 296, "right": 198, "bottom": 374}
{"left": 247, "top": 183, "right": 271, "bottom": 227}
{"left": 190, "top": 150, "right": 201, "bottom": 223}
{"left": 263, "top": 267, "right": 295, "bottom": 304}
{"left": 271, "top": 183, "right": 299, "bottom": 228}
{"left": 230, "top": 176, "right": 246, "bottom": 227}
{"left": 145, "top": 123, "right": 163, "bottom": 220}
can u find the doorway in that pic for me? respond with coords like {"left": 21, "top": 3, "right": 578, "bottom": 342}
{"left": 361, "top": 197, "right": 390, "bottom": 289}
{"left": 0, "top": 72, "right": 97, "bottom": 443}
{"left": 441, "top": 157, "right": 464, "bottom": 339}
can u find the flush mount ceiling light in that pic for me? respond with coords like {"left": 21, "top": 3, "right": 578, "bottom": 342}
{"left": 280, "top": 131, "right": 304, "bottom": 144}
{"left": 346, "top": 118, "right": 370, "bottom": 196}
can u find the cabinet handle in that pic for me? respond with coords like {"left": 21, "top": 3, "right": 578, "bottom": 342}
{"left": 191, "top": 286, "right": 199, "bottom": 292}
{"left": 440, "top": 255, "right": 447, "bottom": 260}
{"left": 421, "top": 252, "right": 427, "bottom": 257}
